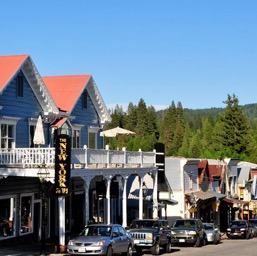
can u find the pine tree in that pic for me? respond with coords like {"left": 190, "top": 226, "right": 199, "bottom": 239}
{"left": 216, "top": 94, "right": 251, "bottom": 158}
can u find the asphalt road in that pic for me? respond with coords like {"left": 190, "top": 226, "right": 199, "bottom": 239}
{"left": 164, "top": 238, "right": 257, "bottom": 256}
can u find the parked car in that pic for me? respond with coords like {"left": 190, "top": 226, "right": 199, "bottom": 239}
{"left": 203, "top": 223, "right": 221, "bottom": 244}
{"left": 127, "top": 219, "right": 172, "bottom": 255}
{"left": 67, "top": 224, "right": 133, "bottom": 256}
{"left": 226, "top": 220, "right": 252, "bottom": 239}
{"left": 171, "top": 218, "right": 207, "bottom": 247}
{"left": 249, "top": 219, "right": 257, "bottom": 237}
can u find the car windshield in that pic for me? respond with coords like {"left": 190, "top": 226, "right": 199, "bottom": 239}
{"left": 130, "top": 220, "right": 159, "bottom": 229}
{"left": 173, "top": 220, "right": 196, "bottom": 228}
{"left": 204, "top": 224, "right": 214, "bottom": 230}
{"left": 80, "top": 226, "right": 112, "bottom": 236}
{"left": 230, "top": 221, "right": 247, "bottom": 228}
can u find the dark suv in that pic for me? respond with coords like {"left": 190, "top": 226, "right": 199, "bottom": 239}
{"left": 127, "top": 219, "right": 172, "bottom": 255}
{"left": 171, "top": 218, "right": 207, "bottom": 247}
{"left": 226, "top": 220, "right": 252, "bottom": 239}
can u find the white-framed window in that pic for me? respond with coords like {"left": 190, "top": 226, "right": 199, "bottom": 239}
{"left": 28, "top": 118, "right": 37, "bottom": 148}
{"left": 88, "top": 127, "right": 100, "bottom": 149}
{"left": 20, "top": 194, "right": 33, "bottom": 235}
{"left": 72, "top": 125, "right": 83, "bottom": 148}
{"left": 0, "top": 195, "right": 16, "bottom": 239}
{"left": 0, "top": 117, "right": 19, "bottom": 149}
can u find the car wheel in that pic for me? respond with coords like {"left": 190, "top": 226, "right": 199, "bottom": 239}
{"left": 150, "top": 241, "right": 160, "bottom": 255}
{"left": 135, "top": 247, "right": 142, "bottom": 255}
{"left": 194, "top": 236, "right": 201, "bottom": 247}
{"left": 125, "top": 245, "right": 133, "bottom": 256}
{"left": 106, "top": 246, "right": 113, "bottom": 256}
{"left": 165, "top": 241, "right": 172, "bottom": 253}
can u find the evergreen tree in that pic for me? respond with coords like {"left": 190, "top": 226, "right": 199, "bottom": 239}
{"left": 162, "top": 101, "right": 177, "bottom": 155}
{"left": 215, "top": 94, "right": 251, "bottom": 159}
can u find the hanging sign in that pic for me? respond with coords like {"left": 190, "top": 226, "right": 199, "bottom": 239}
{"left": 55, "top": 134, "right": 71, "bottom": 196}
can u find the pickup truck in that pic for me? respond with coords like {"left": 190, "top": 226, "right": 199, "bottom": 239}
{"left": 126, "top": 219, "right": 172, "bottom": 255}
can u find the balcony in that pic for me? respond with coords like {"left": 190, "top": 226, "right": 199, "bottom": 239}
{"left": 0, "top": 147, "right": 156, "bottom": 169}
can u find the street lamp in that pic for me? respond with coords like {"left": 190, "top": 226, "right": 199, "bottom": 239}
{"left": 37, "top": 166, "right": 51, "bottom": 256}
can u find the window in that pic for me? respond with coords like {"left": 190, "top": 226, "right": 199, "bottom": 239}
{"left": 89, "top": 132, "right": 96, "bottom": 149}
{"left": 20, "top": 195, "right": 33, "bottom": 234}
{"left": 1, "top": 124, "right": 14, "bottom": 148}
{"left": 82, "top": 91, "right": 87, "bottom": 109}
{"left": 72, "top": 129, "right": 80, "bottom": 148}
{"left": 0, "top": 196, "right": 16, "bottom": 238}
{"left": 17, "top": 75, "right": 24, "bottom": 97}
{"left": 30, "top": 125, "right": 36, "bottom": 148}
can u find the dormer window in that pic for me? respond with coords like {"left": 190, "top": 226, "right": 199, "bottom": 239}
{"left": 17, "top": 75, "right": 24, "bottom": 97}
{"left": 82, "top": 91, "right": 87, "bottom": 109}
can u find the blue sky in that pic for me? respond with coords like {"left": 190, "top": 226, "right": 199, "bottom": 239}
{"left": 1, "top": 1, "right": 257, "bottom": 110}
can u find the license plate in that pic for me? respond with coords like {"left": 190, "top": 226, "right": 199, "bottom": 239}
{"left": 134, "top": 240, "right": 139, "bottom": 244}
{"left": 78, "top": 248, "right": 86, "bottom": 252}
{"left": 233, "top": 233, "right": 238, "bottom": 235}
{"left": 179, "top": 239, "right": 185, "bottom": 242}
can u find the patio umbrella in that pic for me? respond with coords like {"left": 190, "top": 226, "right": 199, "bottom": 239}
{"left": 100, "top": 126, "right": 135, "bottom": 137}
{"left": 33, "top": 115, "right": 45, "bottom": 146}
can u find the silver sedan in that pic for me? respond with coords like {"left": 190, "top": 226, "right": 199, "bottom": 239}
{"left": 67, "top": 224, "right": 133, "bottom": 256}
{"left": 204, "top": 223, "right": 221, "bottom": 244}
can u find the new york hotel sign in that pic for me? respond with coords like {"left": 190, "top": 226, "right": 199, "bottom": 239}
{"left": 55, "top": 134, "right": 71, "bottom": 196}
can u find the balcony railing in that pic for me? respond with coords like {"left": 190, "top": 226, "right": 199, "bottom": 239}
{"left": 0, "top": 147, "right": 156, "bottom": 169}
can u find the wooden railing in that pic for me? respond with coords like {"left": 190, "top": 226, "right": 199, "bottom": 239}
{"left": 0, "top": 147, "right": 156, "bottom": 169}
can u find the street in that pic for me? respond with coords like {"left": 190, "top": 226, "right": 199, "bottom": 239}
{"left": 142, "top": 238, "right": 257, "bottom": 256}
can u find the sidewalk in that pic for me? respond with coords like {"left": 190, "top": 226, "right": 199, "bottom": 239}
{"left": 0, "top": 242, "right": 69, "bottom": 256}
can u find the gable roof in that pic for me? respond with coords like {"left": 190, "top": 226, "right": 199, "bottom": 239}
{"left": 43, "top": 75, "right": 111, "bottom": 125}
{"left": 0, "top": 54, "right": 59, "bottom": 116}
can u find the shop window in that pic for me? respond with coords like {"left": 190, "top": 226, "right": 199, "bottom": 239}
{"left": 20, "top": 196, "right": 32, "bottom": 234}
{"left": 0, "top": 197, "right": 15, "bottom": 238}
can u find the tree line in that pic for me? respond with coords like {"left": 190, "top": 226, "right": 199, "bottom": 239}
{"left": 104, "top": 94, "right": 257, "bottom": 163}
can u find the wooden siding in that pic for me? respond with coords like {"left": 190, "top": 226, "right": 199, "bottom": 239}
{"left": 0, "top": 71, "right": 44, "bottom": 147}
{"left": 70, "top": 87, "right": 102, "bottom": 148}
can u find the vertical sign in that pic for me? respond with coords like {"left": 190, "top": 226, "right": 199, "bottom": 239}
{"left": 55, "top": 134, "right": 71, "bottom": 196}
{"left": 154, "top": 142, "right": 165, "bottom": 183}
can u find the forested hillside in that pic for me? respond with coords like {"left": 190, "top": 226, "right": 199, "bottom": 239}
{"left": 105, "top": 95, "right": 257, "bottom": 163}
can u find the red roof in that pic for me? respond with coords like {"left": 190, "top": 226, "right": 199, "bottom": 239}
{"left": 0, "top": 54, "right": 28, "bottom": 90}
{"left": 43, "top": 75, "right": 91, "bottom": 113}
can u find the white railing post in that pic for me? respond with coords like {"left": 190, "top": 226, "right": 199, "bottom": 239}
{"left": 105, "top": 145, "right": 110, "bottom": 168}
{"left": 122, "top": 147, "right": 126, "bottom": 167}
{"left": 83, "top": 145, "right": 88, "bottom": 168}
{"left": 139, "top": 149, "right": 143, "bottom": 167}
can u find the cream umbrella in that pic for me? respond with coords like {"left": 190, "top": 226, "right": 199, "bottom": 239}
{"left": 100, "top": 126, "right": 135, "bottom": 137}
{"left": 33, "top": 115, "right": 45, "bottom": 146}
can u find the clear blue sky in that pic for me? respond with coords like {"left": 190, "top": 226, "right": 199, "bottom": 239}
{"left": 1, "top": 0, "right": 257, "bottom": 110}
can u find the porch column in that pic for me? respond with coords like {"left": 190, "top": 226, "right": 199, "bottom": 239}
{"left": 152, "top": 171, "right": 158, "bottom": 218}
{"left": 105, "top": 176, "right": 112, "bottom": 224}
{"left": 58, "top": 197, "right": 65, "bottom": 248}
{"left": 139, "top": 176, "right": 144, "bottom": 219}
{"left": 122, "top": 175, "right": 128, "bottom": 227}
{"left": 82, "top": 176, "right": 93, "bottom": 226}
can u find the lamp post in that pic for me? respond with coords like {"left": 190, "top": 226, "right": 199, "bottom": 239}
{"left": 37, "top": 166, "right": 50, "bottom": 256}
{"left": 142, "top": 182, "right": 148, "bottom": 219}
{"left": 237, "top": 202, "right": 242, "bottom": 220}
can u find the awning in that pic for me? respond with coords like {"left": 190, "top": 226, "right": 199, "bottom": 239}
{"left": 221, "top": 197, "right": 249, "bottom": 206}
{"left": 159, "top": 199, "right": 178, "bottom": 206}
{"left": 185, "top": 191, "right": 215, "bottom": 201}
